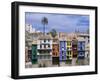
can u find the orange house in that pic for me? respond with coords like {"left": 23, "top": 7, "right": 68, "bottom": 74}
{"left": 52, "top": 44, "right": 59, "bottom": 57}
{"left": 52, "top": 37, "right": 59, "bottom": 65}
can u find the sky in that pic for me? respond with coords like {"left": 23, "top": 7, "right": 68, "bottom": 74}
{"left": 25, "top": 12, "right": 89, "bottom": 33}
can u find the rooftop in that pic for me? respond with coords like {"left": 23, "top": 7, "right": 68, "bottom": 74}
{"left": 32, "top": 40, "right": 37, "bottom": 44}
{"left": 38, "top": 35, "right": 52, "bottom": 40}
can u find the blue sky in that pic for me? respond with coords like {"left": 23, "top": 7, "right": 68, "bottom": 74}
{"left": 25, "top": 12, "right": 89, "bottom": 33}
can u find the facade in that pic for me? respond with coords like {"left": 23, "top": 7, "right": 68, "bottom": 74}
{"left": 25, "top": 30, "right": 32, "bottom": 62}
{"left": 72, "top": 37, "right": 78, "bottom": 58}
{"left": 32, "top": 40, "right": 38, "bottom": 64}
{"left": 25, "top": 29, "right": 90, "bottom": 67}
{"left": 52, "top": 44, "right": 59, "bottom": 65}
{"left": 85, "top": 43, "right": 90, "bottom": 58}
{"left": 76, "top": 33, "right": 89, "bottom": 59}
{"left": 77, "top": 33, "right": 89, "bottom": 45}
{"left": 52, "top": 36, "right": 59, "bottom": 65}
{"left": 77, "top": 40, "right": 85, "bottom": 59}
{"left": 66, "top": 40, "right": 72, "bottom": 60}
{"left": 25, "top": 24, "right": 43, "bottom": 63}
{"left": 25, "top": 47, "right": 29, "bottom": 63}
{"left": 59, "top": 40, "right": 67, "bottom": 61}
{"left": 37, "top": 35, "right": 52, "bottom": 67}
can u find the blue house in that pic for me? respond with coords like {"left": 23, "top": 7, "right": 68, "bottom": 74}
{"left": 78, "top": 41, "right": 85, "bottom": 59}
{"left": 59, "top": 41, "right": 67, "bottom": 61}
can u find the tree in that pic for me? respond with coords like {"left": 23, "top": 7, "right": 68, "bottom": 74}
{"left": 50, "top": 29, "right": 57, "bottom": 38}
{"left": 41, "top": 17, "right": 48, "bottom": 35}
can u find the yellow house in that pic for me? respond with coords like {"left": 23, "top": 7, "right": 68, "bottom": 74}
{"left": 66, "top": 37, "right": 72, "bottom": 60}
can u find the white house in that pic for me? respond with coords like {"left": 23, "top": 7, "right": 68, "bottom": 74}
{"left": 37, "top": 35, "right": 53, "bottom": 67}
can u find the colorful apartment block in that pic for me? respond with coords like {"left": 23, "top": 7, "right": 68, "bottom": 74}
{"left": 72, "top": 37, "right": 78, "bottom": 58}
{"left": 59, "top": 40, "right": 67, "bottom": 61}
{"left": 52, "top": 36, "right": 59, "bottom": 65}
{"left": 66, "top": 40, "right": 72, "bottom": 60}
{"left": 32, "top": 40, "right": 37, "bottom": 64}
{"left": 77, "top": 40, "right": 85, "bottom": 59}
{"left": 85, "top": 43, "right": 89, "bottom": 58}
{"left": 77, "top": 33, "right": 89, "bottom": 58}
{"left": 37, "top": 35, "right": 52, "bottom": 66}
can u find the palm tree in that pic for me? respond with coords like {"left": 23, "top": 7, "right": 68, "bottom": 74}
{"left": 41, "top": 17, "right": 48, "bottom": 35}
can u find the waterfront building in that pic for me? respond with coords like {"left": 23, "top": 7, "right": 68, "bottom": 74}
{"left": 32, "top": 40, "right": 38, "bottom": 64}
{"left": 25, "top": 30, "right": 32, "bottom": 62}
{"left": 76, "top": 33, "right": 90, "bottom": 59}
{"left": 77, "top": 39, "right": 85, "bottom": 59}
{"left": 25, "top": 46, "right": 32, "bottom": 68}
{"left": 59, "top": 32, "right": 67, "bottom": 66}
{"left": 59, "top": 40, "right": 67, "bottom": 62}
{"left": 66, "top": 37, "right": 72, "bottom": 60}
{"left": 72, "top": 37, "right": 78, "bottom": 58}
{"left": 85, "top": 43, "right": 90, "bottom": 58}
{"left": 52, "top": 35, "right": 59, "bottom": 65}
{"left": 37, "top": 35, "right": 52, "bottom": 67}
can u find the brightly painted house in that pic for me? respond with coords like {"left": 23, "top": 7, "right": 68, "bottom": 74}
{"left": 77, "top": 40, "right": 85, "bottom": 59}
{"left": 66, "top": 38, "right": 72, "bottom": 60}
{"left": 32, "top": 40, "right": 37, "bottom": 64}
{"left": 52, "top": 36, "right": 59, "bottom": 65}
{"left": 85, "top": 43, "right": 89, "bottom": 58}
{"left": 37, "top": 35, "right": 52, "bottom": 67}
{"left": 59, "top": 40, "right": 67, "bottom": 61}
{"left": 76, "top": 33, "right": 89, "bottom": 58}
{"left": 72, "top": 37, "right": 78, "bottom": 58}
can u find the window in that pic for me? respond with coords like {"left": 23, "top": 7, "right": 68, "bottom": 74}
{"left": 48, "top": 44, "right": 50, "bottom": 48}
{"left": 44, "top": 45, "right": 46, "bottom": 48}
{"left": 67, "top": 47, "right": 69, "bottom": 50}
{"left": 81, "top": 47, "right": 82, "bottom": 50}
{"left": 40, "top": 45, "right": 42, "bottom": 48}
{"left": 62, "top": 51, "right": 64, "bottom": 55}
{"left": 53, "top": 53, "right": 55, "bottom": 55}
{"left": 69, "top": 51, "right": 70, "bottom": 55}
{"left": 62, "top": 47, "right": 64, "bottom": 50}
{"left": 88, "top": 39, "right": 89, "bottom": 43}
{"left": 53, "top": 48, "right": 55, "bottom": 51}
{"left": 68, "top": 51, "right": 70, "bottom": 55}
{"left": 67, "top": 56, "right": 69, "bottom": 59}
{"left": 47, "top": 50, "right": 49, "bottom": 53}
{"left": 68, "top": 41, "right": 71, "bottom": 46}
{"left": 62, "top": 56, "right": 64, "bottom": 59}
{"left": 44, "top": 40, "right": 46, "bottom": 43}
